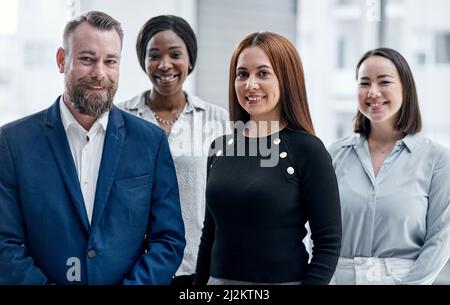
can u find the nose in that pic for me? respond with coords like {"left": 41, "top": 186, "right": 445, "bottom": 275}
{"left": 158, "top": 55, "right": 173, "bottom": 71}
{"left": 90, "top": 62, "right": 106, "bottom": 80}
{"left": 245, "top": 75, "right": 259, "bottom": 90}
{"left": 367, "top": 85, "right": 381, "bottom": 98}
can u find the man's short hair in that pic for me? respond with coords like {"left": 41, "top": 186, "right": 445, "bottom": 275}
{"left": 63, "top": 11, "right": 123, "bottom": 49}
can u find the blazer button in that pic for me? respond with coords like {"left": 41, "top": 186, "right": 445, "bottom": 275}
{"left": 87, "top": 249, "right": 97, "bottom": 258}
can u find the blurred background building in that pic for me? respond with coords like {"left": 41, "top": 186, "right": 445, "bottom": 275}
{"left": 1, "top": 0, "right": 450, "bottom": 283}
{"left": 300, "top": 0, "right": 450, "bottom": 148}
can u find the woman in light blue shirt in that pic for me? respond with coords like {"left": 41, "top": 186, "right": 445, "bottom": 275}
{"left": 328, "top": 48, "right": 450, "bottom": 284}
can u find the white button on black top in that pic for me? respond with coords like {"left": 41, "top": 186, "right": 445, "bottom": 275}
{"left": 87, "top": 249, "right": 96, "bottom": 258}
{"left": 280, "top": 152, "right": 287, "bottom": 159}
{"left": 287, "top": 167, "right": 295, "bottom": 175}
{"left": 273, "top": 138, "right": 281, "bottom": 145}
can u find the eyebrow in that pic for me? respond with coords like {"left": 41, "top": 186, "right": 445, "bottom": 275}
{"left": 359, "top": 74, "right": 394, "bottom": 80}
{"left": 78, "top": 50, "right": 119, "bottom": 59}
{"left": 106, "top": 54, "right": 120, "bottom": 59}
{"left": 148, "top": 45, "right": 184, "bottom": 52}
{"left": 78, "top": 50, "right": 96, "bottom": 56}
{"left": 236, "top": 64, "right": 272, "bottom": 70}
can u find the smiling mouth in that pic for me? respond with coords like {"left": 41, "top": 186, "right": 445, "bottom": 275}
{"left": 367, "top": 101, "right": 388, "bottom": 107}
{"left": 245, "top": 95, "right": 265, "bottom": 104}
{"left": 155, "top": 75, "right": 179, "bottom": 83}
{"left": 88, "top": 86, "right": 105, "bottom": 90}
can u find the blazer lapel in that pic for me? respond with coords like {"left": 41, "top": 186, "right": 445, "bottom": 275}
{"left": 90, "top": 107, "right": 125, "bottom": 230}
{"left": 44, "top": 98, "right": 90, "bottom": 232}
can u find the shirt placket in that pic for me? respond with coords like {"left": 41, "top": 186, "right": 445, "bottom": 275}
{"left": 354, "top": 141, "right": 377, "bottom": 255}
{"left": 80, "top": 127, "right": 98, "bottom": 223}
{"left": 356, "top": 140, "right": 405, "bottom": 257}
{"left": 375, "top": 143, "right": 404, "bottom": 185}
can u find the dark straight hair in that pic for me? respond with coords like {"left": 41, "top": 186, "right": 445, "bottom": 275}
{"left": 354, "top": 48, "right": 422, "bottom": 136}
{"left": 228, "top": 32, "right": 315, "bottom": 135}
{"left": 136, "top": 15, "right": 197, "bottom": 75}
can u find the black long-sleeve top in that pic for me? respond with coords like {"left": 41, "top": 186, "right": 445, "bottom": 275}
{"left": 195, "top": 128, "right": 341, "bottom": 285}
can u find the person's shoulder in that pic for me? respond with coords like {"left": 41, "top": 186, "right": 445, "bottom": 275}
{"left": 2, "top": 110, "right": 45, "bottom": 130}
{"left": 281, "top": 130, "right": 336, "bottom": 169}
{"left": 0, "top": 109, "right": 47, "bottom": 142}
{"left": 116, "top": 107, "right": 163, "bottom": 138}
{"left": 280, "top": 129, "right": 334, "bottom": 166}
{"left": 115, "top": 92, "right": 145, "bottom": 113}
{"left": 423, "top": 137, "right": 449, "bottom": 153}
{"left": 421, "top": 136, "right": 450, "bottom": 166}
{"left": 189, "top": 95, "right": 228, "bottom": 119}
{"left": 209, "top": 132, "right": 231, "bottom": 150}
{"left": 282, "top": 128, "right": 327, "bottom": 154}
{"left": 328, "top": 134, "right": 360, "bottom": 156}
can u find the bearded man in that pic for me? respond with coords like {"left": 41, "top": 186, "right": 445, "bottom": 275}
{"left": 0, "top": 11, "right": 185, "bottom": 285}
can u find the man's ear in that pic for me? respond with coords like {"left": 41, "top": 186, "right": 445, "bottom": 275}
{"left": 56, "top": 47, "right": 66, "bottom": 73}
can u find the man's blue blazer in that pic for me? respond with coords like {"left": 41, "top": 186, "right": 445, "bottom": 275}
{"left": 0, "top": 98, "right": 186, "bottom": 284}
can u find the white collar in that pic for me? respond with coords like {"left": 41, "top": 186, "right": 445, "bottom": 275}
{"left": 124, "top": 90, "right": 207, "bottom": 114}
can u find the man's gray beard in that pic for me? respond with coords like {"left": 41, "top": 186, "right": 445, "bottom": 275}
{"left": 70, "top": 85, "right": 116, "bottom": 117}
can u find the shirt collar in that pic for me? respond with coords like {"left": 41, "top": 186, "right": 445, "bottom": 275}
{"left": 186, "top": 94, "right": 206, "bottom": 112}
{"left": 95, "top": 110, "right": 109, "bottom": 132}
{"left": 60, "top": 95, "right": 109, "bottom": 133}
{"left": 340, "top": 132, "right": 423, "bottom": 153}
{"left": 60, "top": 95, "right": 78, "bottom": 132}
{"left": 126, "top": 90, "right": 206, "bottom": 114}
{"left": 400, "top": 133, "right": 423, "bottom": 153}
{"left": 340, "top": 134, "right": 363, "bottom": 147}
{"left": 124, "top": 92, "right": 146, "bottom": 112}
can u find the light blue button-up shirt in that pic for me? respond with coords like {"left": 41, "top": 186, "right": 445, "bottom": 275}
{"left": 328, "top": 133, "right": 450, "bottom": 284}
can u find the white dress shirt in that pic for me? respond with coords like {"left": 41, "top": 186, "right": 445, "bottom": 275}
{"left": 328, "top": 133, "right": 450, "bottom": 284}
{"left": 60, "top": 97, "right": 109, "bottom": 224}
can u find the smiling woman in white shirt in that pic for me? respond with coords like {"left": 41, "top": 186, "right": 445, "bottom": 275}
{"left": 117, "top": 15, "right": 228, "bottom": 285}
{"left": 328, "top": 48, "right": 450, "bottom": 285}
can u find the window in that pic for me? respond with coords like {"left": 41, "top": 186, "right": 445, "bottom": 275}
{"left": 415, "top": 52, "right": 426, "bottom": 65}
{"left": 335, "top": 21, "right": 360, "bottom": 70}
{"left": 436, "top": 32, "right": 450, "bottom": 64}
{"left": 24, "top": 41, "right": 55, "bottom": 69}
{"left": 0, "top": 70, "right": 10, "bottom": 87}
{"left": 197, "top": 0, "right": 297, "bottom": 109}
{"left": 337, "top": 37, "right": 346, "bottom": 69}
{"left": 336, "top": 0, "right": 358, "bottom": 5}
{"left": 335, "top": 112, "right": 355, "bottom": 139}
